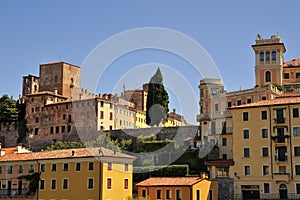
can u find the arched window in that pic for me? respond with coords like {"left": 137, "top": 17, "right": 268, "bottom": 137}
{"left": 266, "top": 51, "right": 270, "bottom": 62}
{"left": 259, "top": 52, "right": 264, "bottom": 62}
{"left": 265, "top": 71, "right": 271, "bottom": 82}
{"left": 279, "top": 184, "right": 287, "bottom": 189}
{"left": 272, "top": 51, "right": 276, "bottom": 61}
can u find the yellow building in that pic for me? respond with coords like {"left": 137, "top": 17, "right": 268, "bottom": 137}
{"left": 0, "top": 146, "right": 135, "bottom": 200}
{"left": 230, "top": 96, "right": 300, "bottom": 199}
{"left": 136, "top": 176, "right": 218, "bottom": 200}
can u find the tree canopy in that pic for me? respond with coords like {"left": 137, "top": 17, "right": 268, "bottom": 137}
{"left": 146, "top": 68, "right": 169, "bottom": 126}
{"left": 0, "top": 94, "right": 18, "bottom": 123}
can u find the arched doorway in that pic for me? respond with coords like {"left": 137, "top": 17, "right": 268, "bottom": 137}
{"left": 279, "top": 183, "right": 288, "bottom": 199}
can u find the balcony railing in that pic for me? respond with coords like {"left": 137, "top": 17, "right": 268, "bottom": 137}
{"left": 275, "top": 155, "right": 288, "bottom": 162}
{"left": 274, "top": 118, "right": 286, "bottom": 124}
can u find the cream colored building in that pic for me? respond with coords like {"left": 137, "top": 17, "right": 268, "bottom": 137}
{"left": 230, "top": 96, "right": 300, "bottom": 199}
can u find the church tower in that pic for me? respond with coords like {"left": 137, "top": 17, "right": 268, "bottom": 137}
{"left": 252, "top": 34, "right": 286, "bottom": 86}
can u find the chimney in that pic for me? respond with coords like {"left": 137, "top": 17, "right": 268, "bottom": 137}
{"left": 71, "top": 150, "right": 75, "bottom": 156}
{"left": 54, "top": 88, "right": 58, "bottom": 102}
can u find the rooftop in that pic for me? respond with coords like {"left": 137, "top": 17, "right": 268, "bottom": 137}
{"left": 0, "top": 147, "right": 135, "bottom": 162}
{"left": 136, "top": 177, "right": 204, "bottom": 186}
{"left": 283, "top": 58, "right": 300, "bottom": 67}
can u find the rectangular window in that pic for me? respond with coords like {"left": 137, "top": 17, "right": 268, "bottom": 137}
{"left": 107, "top": 178, "right": 112, "bottom": 189}
{"left": 18, "top": 165, "right": 23, "bottom": 173}
{"left": 40, "top": 180, "right": 45, "bottom": 190}
{"left": 100, "top": 111, "right": 104, "bottom": 119}
{"left": 222, "top": 154, "right": 227, "bottom": 160}
{"left": 88, "top": 162, "right": 94, "bottom": 171}
{"left": 51, "top": 179, "right": 56, "bottom": 190}
{"left": 293, "top": 108, "right": 299, "bottom": 118}
{"left": 63, "top": 179, "right": 68, "bottom": 190}
{"left": 196, "top": 189, "right": 200, "bottom": 200}
{"left": 0, "top": 166, "right": 2, "bottom": 174}
{"left": 67, "top": 125, "right": 71, "bottom": 133}
{"left": 124, "top": 179, "right": 128, "bottom": 189}
{"left": 237, "top": 100, "right": 242, "bottom": 106}
{"left": 7, "top": 165, "right": 12, "bottom": 174}
{"left": 29, "top": 165, "right": 34, "bottom": 173}
{"left": 262, "top": 128, "right": 268, "bottom": 138}
{"left": 68, "top": 115, "right": 72, "bottom": 122}
{"left": 284, "top": 73, "right": 289, "bottom": 79}
{"left": 76, "top": 163, "right": 81, "bottom": 171}
{"left": 294, "top": 127, "right": 300, "bottom": 137}
{"left": 244, "top": 166, "right": 250, "bottom": 176}
{"left": 296, "top": 165, "right": 300, "bottom": 175}
{"left": 156, "top": 189, "right": 162, "bottom": 199}
{"left": 261, "top": 110, "right": 267, "bottom": 120}
{"left": 100, "top": 101, "right": 104, "bottom": 107}
{"left": 34, "top": 128, "right": 39, "bottom": 135}
{"left": 50, "top": 127, "right": 54, "bottom": 134}
{"left": 61, "top": 126, "right": 65, "bottom": 133}
{"left": 243, "top": 129, "right": 249, "bottom": 139}
{"left": 247, "top": 98, "right": 252, "bottom": 104}
{"left": 35, "top": 117, "right": 39, "bottom": 123}
{"left": 227, "top": 102, "right": 232, "bottom": 108}
{"left": 55, "top": 126, "right": 59, "bottom": 133}
{"left": 276, "top": 109, "right": 285, "bottom": 123}
{"left": 243, "top": 112, "right": 248, "bottom": 121}
{"left": 52, "top": 164, "right": 56, "bottom": 172}
{"left": 142, "top": 189, "right": 147, "bottom": 197}
{"left": 214, "top": 104, "right": 218, "bottom": 112}
{"left": 222, "top": 138, "right": 227, "bottom": 146}
{"left": 263, "top": 165, "right": 269, "bottom": 175}
{"left": 262, "top": 147, "right": 269, "bottom": 157}
{"left": 124, "top": 163, "right": 128, "bottom": 171}
{"left": 244, "top": 148, "right": 250, "bottom": 157}
{"left": 40, "top": 164, "right": 45, "bottom": 172}
{"left": 262, "top": 96, "right": 267, "bottom": 100}
{"left": 176, "top": 189, "right": 182, "bottom": 200}
{"left": 88, "top": 178, "right": 94, "bottom": 189}
{"left": 63, "top": 163, "right": 68, "bottom": 171}
{"left": 166, "top": 189, "right": 171, "bottom": 199}
{"left": 110, "top": 112, "right": 113, "bottom": 120}
{"left": 297, "top": 183, "right": 300, "bottom": 194}
{"left": 108, "top": 162, "right": 112, "bottom": 170}
{"left": 264, "top": 183, "right": 270, "bottom": 193}
{"left": 295, "top": 147, "right": 300, "bottom": 156}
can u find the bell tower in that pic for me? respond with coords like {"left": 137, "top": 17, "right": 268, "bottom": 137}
{"left": 252, "top": 34, "right": 286, "bottom": 86}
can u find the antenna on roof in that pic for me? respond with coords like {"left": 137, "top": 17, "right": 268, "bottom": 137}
{"left": 59, "top": 53, "right": 62, "bottom": 62}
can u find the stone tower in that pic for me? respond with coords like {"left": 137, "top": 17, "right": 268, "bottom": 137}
{"left": 252, "top": 34, "right": 286, "bottom": 86}
{"left": 22, "top": 74, "right": 39, "bottom": 96}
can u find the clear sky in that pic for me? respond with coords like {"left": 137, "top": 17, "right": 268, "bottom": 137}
{"left": 1, "top": 1, "right": 300, "bottom": 124}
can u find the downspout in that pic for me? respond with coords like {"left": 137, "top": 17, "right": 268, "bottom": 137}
{"left": 288, "top": 105, "right": 293, "bottom": 180}
{"left": 269, "top": 106, "right": 274, "bottom": 179}
{"left": 99, "top": 161, "right": 102, "bottom": 200}
{"left": 36, "top": 160, "right": 40, "bottom": 200}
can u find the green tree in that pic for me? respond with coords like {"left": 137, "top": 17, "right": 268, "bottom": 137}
{"left": 0, "top": 94, "right": 18, "bottom": 123}
{"left": 45, "top": 141, "right": 84, "bottom": 151}
{"left": 84, "top": 132, "right": 120, "bottom": 151}
{"left": 146, "top": 68, "right": 169, "bottom": 126}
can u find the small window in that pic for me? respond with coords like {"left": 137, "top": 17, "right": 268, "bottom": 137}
{"left": 88, "top": 162, "right": 94, "bottom": 171}
{"left": 100, "top": 111, "right": 104, "bottom": 119}
{"left": 62, "top": 179, "right": 68, "bottom": 190}
{"left": 271, "top": 51, "right": 276, "bottom": 61}
{"left": 40, "top": 164, "right": 45, "bottom": 172}
{"left": 34, "top": 128, "right": 39, "bottom": 135}
{"left": 243, "top": 130, "right": 249, "bottom": 139}
{"left": 261, "top": 111, "right": 267, "bottom": 120}
{"left": 124, "top": 163, "right": 129, "bottom": 171}
{"left": 222, "top": 154, "right": 227, "bottom": 160}
{"left": 259, "top": 51, "right": 264, "bottom": 62}
{"left": 63, "top": 163, "right": 68, "bottom": 171}
{"left": 50, "top": 127, "right": 54, "bottom": 134}
{"left": 108, "top": 162, "right": 112, "bottom": 170}
{"left": 214, "top": 104, "right": 218, "bottom": 112}
{"left": 262, "top": 147, "right": 269, "bottom": 157}
{"left": 263, "top": 165, "right": 270, "bottom": 176}
{"left": 100, "top": 101, "right": 104, "bottom": 107}
{"left": 295, "top": 147, "right": 300, "bottom": 156}
{"left": 243, "top": 112, "right": 248, "bottom": 121}
{"left": 176, "top": 189, "right": 182, "bottom": 200}
{"left": 293, "top": 108, "right": 299, "bottom": 118}
{"left": 262, "top": 129, "right": 268, "bottom": 138}
{"left": 294, "top": 127, "right": 300, "bottom": 137}
{"left": 7, "top": 165, "right": 12, "bottom": 174}
{"left": 237, "top": 100, "right": 242, "bottom": 106}
{"left": 222, "top": 138, "right": 227, "bottom": 146}
{"left": 67, "top": 125, "right": 71, "bottom": 133}
{"left": 52, "top": 164, "right": 56, "bottom": 172}
{"left": 18, "top": 165, "right": 23, "bottom": 173}
{"left": 284, "top": 73, "right": 289, "bottom": 79}
{"left": 56, "top": 126, "right": 59, "bottom": 134}
{"left": 40, "top": 180, "right": 45, "bottom": 190}
{"left": 157, "top": 189, "right": 162, "bottom": 199}
{"left": 227, "top": 102, "right": 232, "bottom": 108}
{"left": 35, "top": 117, "right": 39, "bottom": 123}
{"left": 297, "top": 183, "right": 300, "bottom": 194}
{"left": 61, "top": 126, "right": 65, "bottom": 133}
{"left": 244, "top": 166, "right": 250, "bottom": 176}
{"left": 76, "top": 163, "right": 81, "bottom": 171}
{"left": 264, "top": 183, "right": 270, "bottom": 193}
{"left": 109, "top": 112, "right": 113, "bottom": 120}
{"left": 196, "top": 189, "right": 200, "bottom": 200}
{"left": 166, "top": 189, "right": 171, "bottom": 199}
{"left": 296, "top": 165, "right": 300, "bottom": 175}
{"left": 247, "top": 98, "right": 252, "bottom": 104}
{"left": 262, "top": 96, "right": 267, "bottom": 100}
{"left": 244, "top": 148, "right": 250, "bottom": 157}
{"left": 51, "top": 179, "right": 56, "bottom": 190}
{"left": 142, "top": 189, "right": 147, "bottom": 197}
{"left": 54, "top": 75, "right": 58, "bottom": 82}
{"left": 124, "top": 179, "right": 129, "bottom": 189}
{"left": 265, "top": 71, "right": 271, "bottom": 82}
{"left": 29, "top": 165, "right": 34, "bottom": 173}
{"left": 88, "top": 178, "right": 94, "bottom": 189}
{"left": 107, "top": 178, "right": 112, "bottom": 189}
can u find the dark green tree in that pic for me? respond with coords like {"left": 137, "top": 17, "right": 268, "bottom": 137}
{"left": 0, "top": 94, "right": 18, "bottom": 123}
{"left": 146, "top": 68, "right": 169, "bottom": 126}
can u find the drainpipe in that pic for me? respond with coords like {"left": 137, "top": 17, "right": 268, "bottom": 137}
{"left": 269, "top": 106, "right": 274, "bottom": 179}
{"left": 36, "top": 160, "right": 40, "bottom": 200}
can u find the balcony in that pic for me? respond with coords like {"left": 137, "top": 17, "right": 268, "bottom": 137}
{"left": 275, "top": 155, "right": 288, "bottom": 162}
{"left": 271, "top": 135, "right": 290, "bottom": 145}
{"left": 273, "top": 172, "right": 291, "bottom": 182}
{"left": 274, "top": 118, "right": 286, "bottom": 124}
{"left": 197, "top": 113, "right": 210, "bottom": 122}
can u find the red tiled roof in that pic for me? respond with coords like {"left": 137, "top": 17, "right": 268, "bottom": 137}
{"left": 230, "top": 96, "right": 300, "bottom": 109}
{"left": 136, "top": 177, "right": 203, "bottom": 186}
{"left": 283, "top": 58, "right": 300, "bottom": 67}
{"left": 0, "top": 147, "right": 135, "bottom": 162}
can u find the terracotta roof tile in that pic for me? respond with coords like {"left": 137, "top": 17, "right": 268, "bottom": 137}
{"left": 0, "top": 147, "right": 135, "bottom": 162}
{"left": 136, "top": 177, "right": 203, "bottom": 186}
{"left": 283, "top": 58, "right": 300, "bottom": 67}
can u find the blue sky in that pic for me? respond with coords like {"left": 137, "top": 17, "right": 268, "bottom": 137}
{"left": 1, "top": 1, "right": 300, "bottom": 124}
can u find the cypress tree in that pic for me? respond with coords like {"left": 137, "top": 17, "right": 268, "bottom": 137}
{"left": 146, "top": 68, "right": 169, "bottom": 126}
